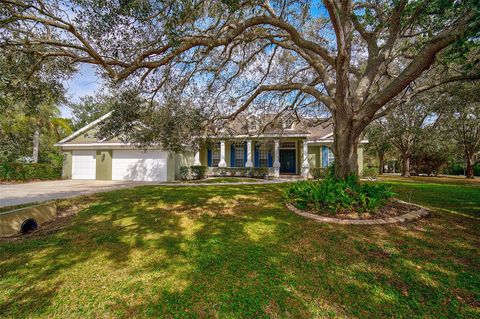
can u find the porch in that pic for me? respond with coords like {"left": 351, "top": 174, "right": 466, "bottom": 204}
{"left": 194, "top": 138, "right": 311, "bottom": 178}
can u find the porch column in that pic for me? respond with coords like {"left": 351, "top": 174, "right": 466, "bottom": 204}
{"left": 193, "top": 149, "right": 201, "bottom": 166}
{"left": 219, "top": 140, "right": 227, "bottom": 167}
{"left": 273, "top": 140, "right": 280, "bottom": 177}
{"left": 301, "top": 140, "right": 310, "bottom": 178}
{"left": 245, "top": 140, "right": 253, "bottom": 167}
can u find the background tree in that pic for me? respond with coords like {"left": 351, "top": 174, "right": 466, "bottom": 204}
{"left": 411, "top": 126, "right": 454, "bottom": 176}
{"left": 1, "top": 0, "right": 479, "bottom": 178}
{"left": 441, "top": 82, "right": 480, "bottom": 178}
{"left": 0, "top": 48, "right": 73, "bottom": 162}
{"left": 365, "top": 123, "right": 392, "bottom": 174}
{"left": 69, "top": 94, "right": 113, "bottom": 130}
{"left": 380, "top": 97, "right": 435, "bottom": 177}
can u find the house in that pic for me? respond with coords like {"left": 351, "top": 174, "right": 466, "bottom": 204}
{"left": 56, "top": 113, "right": 366, "bottom": 181}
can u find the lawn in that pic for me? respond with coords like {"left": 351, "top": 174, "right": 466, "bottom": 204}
{"left": 0, "top": 179, "right": 479, "bottom": 318}
{"left": 377, "top": 175, "right": 480, "bottom": 218}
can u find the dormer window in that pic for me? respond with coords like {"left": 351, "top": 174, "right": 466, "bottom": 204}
{"left": 248, "top": 116, "right": 260, "bottom": 132}
{"left": 282, "top": 118, "right": 295, "bottom": 130}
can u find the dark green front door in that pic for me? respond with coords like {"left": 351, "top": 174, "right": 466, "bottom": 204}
{"left": 280, "top": 149, "right": 296, "bottom": 173}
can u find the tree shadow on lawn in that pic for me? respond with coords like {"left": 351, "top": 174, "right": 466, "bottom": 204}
{"left": 0, "top": 184, "right": 479, "bottom": 318}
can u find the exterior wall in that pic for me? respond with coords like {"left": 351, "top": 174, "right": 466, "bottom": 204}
{"left": 62, "top": 151, "right": 72, "bottom": 179}
{"left": 166, "top": 152, "right": 176, "bottom": 182}
{"left": 225, "top": 141, "right": 231, "bottom": 167}
{"left": 174, "top": 151, "right": 195, "bottom": 179}
{"left": 307, "top": 144, "right": 365, "bottom": 173}
{"left": 307, "top": 145, "right": 320, "bottom": 168}
{"left": 200, "top": 147, "right": 207, "bottom": 166}
{"left": 96, "top": 150, "right": 112, "bottom": 180}
{"left": 296, "top": 140, "right": 300, "bottom": 175}
{"left": 357, "top": 146, "right": 364, "bottom": 175}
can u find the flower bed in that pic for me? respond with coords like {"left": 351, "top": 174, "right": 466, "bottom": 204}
{"left": 283, "top": 175, "right": 395, "bottom": 215}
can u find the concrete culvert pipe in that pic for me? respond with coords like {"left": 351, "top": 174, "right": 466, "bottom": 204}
{"left": 20, "top": 218, "right": 38, "bottom": 234}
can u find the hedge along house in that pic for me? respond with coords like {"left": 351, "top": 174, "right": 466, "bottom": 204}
{"left": 56, "top": 113, "right": 366, "bottom": 181}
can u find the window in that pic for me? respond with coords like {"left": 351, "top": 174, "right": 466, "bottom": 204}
{"left": 282, "top": 118, "right": 295, "bottom": 130}
{"left": 328, "top": 148, "right": 335, "bottom": 165}
{"left": 280, "top": 142, "right": 296, "bottom": 149}
{"left": 212, "top": 143, "right": 220, "bottom": 167}
{"left": 257, "top": 142, "right": 272, "bottom": 167}
{"left": 234, "top": 142, "right": 244, "bottom": 167}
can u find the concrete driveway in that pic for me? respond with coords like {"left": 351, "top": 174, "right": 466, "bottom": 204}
{"left": 0, "top": 180, "right": 146, "bottom": 208}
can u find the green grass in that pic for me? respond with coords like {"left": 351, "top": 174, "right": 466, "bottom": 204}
{"left": 377, "top": 175, "right": 480, "bottom": 218}
{"left": 0, "top": 180, "right": 479, "bottom": 318}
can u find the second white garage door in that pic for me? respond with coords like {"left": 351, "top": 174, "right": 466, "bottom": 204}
{"left": 112, "top": 150, "right": 168, "bottom": 181}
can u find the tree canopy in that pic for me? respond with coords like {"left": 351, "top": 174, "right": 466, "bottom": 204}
{"left": 1, "top": 0, "right": 479, "bottom": 177}
{"left": 0, "top": 47, "right": 73, "bottom": 162}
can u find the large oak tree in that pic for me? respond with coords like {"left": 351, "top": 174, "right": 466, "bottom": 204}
{"left": 1, "top": 0, "right": 479, "bottom": 177}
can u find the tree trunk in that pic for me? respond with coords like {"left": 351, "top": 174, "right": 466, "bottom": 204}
{"left": 465, "top": 156, "right": 474, "bottom": 179}
{"left": 378, "top": 154, "right": 384, "bottom": 175}
{"left": 333, "top": 120, "right": 360, "bottom": 179}
{"left": 32, "top": 128, "right": 40, "bottom": 163}
{"left": 401, "top": 153, "right": 410, "bottom": 177}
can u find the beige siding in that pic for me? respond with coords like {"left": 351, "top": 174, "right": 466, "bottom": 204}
{"left": 166, "top": 152, "right": 176, "bottom": 182}
{"left": 174, "top": 151, "right": 195, "bottom": 179}
{"left": 200, "top": 147, "right": 207, "bottom": 166}
{"left": 65, "top": 127, "right": 121, "bottom": 144}
{"left": 357, "top": 146, "right": 364, "bottom": 175}
{"left": 62, "top": 151, "right": 72, "bottom": 179}
{"left": 307, "top": 145, "right": 321, "bottom": 168}
{"left": 96, "top": 150, "right": 112, "bottom": 180}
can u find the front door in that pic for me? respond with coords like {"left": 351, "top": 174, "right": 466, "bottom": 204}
{"left": 280, "top": 149, "right": 296, "bottom": 173}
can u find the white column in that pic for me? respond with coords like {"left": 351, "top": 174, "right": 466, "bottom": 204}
{"left": 273, "top": 140, "right": 280, "bottom": 177}
{"left": 301, "top": 140, "right": 310, "bottom": 178}
{"left": 194, "top": 149, "right": 201, "bottom": 166}
{"left": 245, "top": 140, "right": 253, "bottom": 167}
{"left": 219, "top": 140, "right": 227, "bottom": 167}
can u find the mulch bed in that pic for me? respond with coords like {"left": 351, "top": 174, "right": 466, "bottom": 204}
{"left": 327, "top": 201, "right": 420, "bottom": 220}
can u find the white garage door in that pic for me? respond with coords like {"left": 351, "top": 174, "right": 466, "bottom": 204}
{"left": 112, "top": 150, "right": 168, "bottom": 181}
{"left": 72, "top": 150, "right": 96, "bottom": 180}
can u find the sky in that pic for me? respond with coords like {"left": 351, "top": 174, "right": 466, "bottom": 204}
{"left": 59, "top": 2, "right": 330, "bottom": 120}
{"left": 61, "top": 64, "right": 103, "bottom": 118}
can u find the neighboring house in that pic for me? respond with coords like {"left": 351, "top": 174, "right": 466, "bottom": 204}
{"left": 56, "top": 113, "right": 367, "bottom": 181}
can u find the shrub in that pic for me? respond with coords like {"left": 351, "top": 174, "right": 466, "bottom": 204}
{"left": 251, "top": 167, "right": 268, "bottom": 178}
{"left": 179, "top": 166, "right": 190, "bottom": 180}
{"left": 310, "top": 167, "right": 327, "bottom": 179}
{"left": 283, "top": 175, "right": 395, "bottom": 214}
{"left": 210, "top": 167, "right": 270, "bottom": 178}
{"left": 362, "top": 167, "right": 378, "bottom": 179}
{"left": 190, "top": 165, "right": 207, "bottom": 180}
{"left": 0, "top": 162, "right": 62, "bottom": 181}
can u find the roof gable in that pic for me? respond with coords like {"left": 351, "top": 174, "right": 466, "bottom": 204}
{"left": 56, "top": 112, "right": 112, "bottom": 145}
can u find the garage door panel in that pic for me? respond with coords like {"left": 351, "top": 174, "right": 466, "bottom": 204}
{"left": 72, "top": 150, "right": 96, "bottom": 180}
{"left": 112, "top": 150, "right": 167, "bottom": 181}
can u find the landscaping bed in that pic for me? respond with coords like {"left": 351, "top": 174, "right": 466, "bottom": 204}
{"left": 283, "top": 175, "right": 400, "bottom": 219}
{"left": 314, "top": 200, "right": 421, "bottom": 220}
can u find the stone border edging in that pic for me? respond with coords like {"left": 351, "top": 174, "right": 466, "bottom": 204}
{"left": 286, "top": 201, "right": 429, "bottom": 225}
